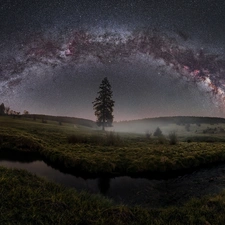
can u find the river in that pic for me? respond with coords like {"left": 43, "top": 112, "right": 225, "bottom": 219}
{"left": 1, "top": 157, "right": 225, "bottom": 208}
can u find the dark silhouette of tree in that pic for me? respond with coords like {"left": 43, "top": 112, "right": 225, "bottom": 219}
{"left": 4, "top": 107, "right": 10, "bottom": 115}
{"left": 93, "top": 77, "right": 115, "bottom": 131}
{"left": 98, "top": 177, "right": 111, "bottom": 195}
{"left": 23, "top": 110, "right": 29, "bottom": 115}
{"left": 0, "top": 103, "right": 5, "bottom": 115}
{"left": 154, "top": 127, "right": 162, "bottom": 137}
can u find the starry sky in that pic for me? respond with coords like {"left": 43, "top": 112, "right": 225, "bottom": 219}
{"left": 1, "top": 0, "right": 225, "bottom": 121}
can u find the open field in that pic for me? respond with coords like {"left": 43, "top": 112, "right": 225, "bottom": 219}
{"left": 1, "top": 115, "right": 225, "bottom": 176}
{"left": 2, "top": 115, "right": 225, "bottom": 224}
{"left": 1, "top": 166, "right": 225, "bottom": 225}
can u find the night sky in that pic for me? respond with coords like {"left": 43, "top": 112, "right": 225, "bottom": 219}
{"left": 1, "top": 0, "right": 225, "bottom": 121}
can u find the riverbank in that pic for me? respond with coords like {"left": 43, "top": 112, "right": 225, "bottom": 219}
{"left": 1, "top": 116, "right": 225, "bottom": 177}
{"left": 2, "top": 158, "right": 225, "bottom": 209}
{"left": 0, "top": 166, "right": 225, "bottom": 225}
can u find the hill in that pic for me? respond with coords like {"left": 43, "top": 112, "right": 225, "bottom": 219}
{"left": 24, "top": 114, "right": 97, "bottom": 128}
{"left": 113, "top": 116, "right": 225, "bottom": 134}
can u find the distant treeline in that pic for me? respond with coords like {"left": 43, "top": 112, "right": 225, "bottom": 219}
{"left": 118, "top": 116, "right": 225, "bottom": 125}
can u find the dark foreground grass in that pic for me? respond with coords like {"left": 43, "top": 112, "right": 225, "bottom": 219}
{"left": 1, "top": 166, "right": 225, "bottom": 225}
{"left": 2, "top": 116, "right": 225, "bottom": 176}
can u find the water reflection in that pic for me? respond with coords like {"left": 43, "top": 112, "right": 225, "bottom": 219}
{"left": 1, "top": 156, "right": 225, "bottom": 208}
{"left": 0, "top": 150, "right": 42, "bottom": 163}
{"left": 98, "top": 177, "right": 111, "bottom": 195}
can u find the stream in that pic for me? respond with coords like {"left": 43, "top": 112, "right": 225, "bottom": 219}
{"left": 1, "top": 156, "right": 225, "bottom": 208}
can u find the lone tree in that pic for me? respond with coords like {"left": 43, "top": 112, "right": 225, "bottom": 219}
{"left": 154, "top": 127, "right": 162, "bottom": 137}
{"left": 93, "top": 77, "right": 115, "bottom": 130}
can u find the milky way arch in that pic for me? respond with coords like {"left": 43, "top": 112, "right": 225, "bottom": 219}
{"left": 1, "top": 28, "right": 225, "bottom": 116}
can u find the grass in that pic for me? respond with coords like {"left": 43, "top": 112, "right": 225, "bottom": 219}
{"left": 67, "top": 131, "right": 122, "bottom": 146}
{"left": 1, "top": 166, "right": 225, "bottom": 224}
{"left": 2, "top": 116, "right": 225, "bottom": 223}
{"left": 1, "top": 116, "right": 225, "bottom": 176}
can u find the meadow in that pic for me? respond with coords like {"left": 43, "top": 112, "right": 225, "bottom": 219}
{"left": 1, "top": 115, "right": 225, "bottom": 224}
{"left": 1, "top": 115, "right": 225, "bottom": 177}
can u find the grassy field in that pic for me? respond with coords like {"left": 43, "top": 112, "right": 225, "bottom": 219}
{"left": 1, "top": 166, "right": 225, "bottom": 225}
{"left": 1, "top": 115, "right": 225, "bottom": 176}
{"left": 2, "top": 115, "right": 225, "bottom": 224}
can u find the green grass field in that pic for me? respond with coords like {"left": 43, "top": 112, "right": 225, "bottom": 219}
{"left": 1, "top": 115, "right": 225, "bottom": 176}
{"left": 1, "top": 115, "right": 225, "bottom": 224}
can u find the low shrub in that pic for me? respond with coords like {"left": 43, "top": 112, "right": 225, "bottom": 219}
{"left": 168, "top": 131, "right": 178, "bottom": 145}
{"left": 68, "top": 132, "right": 122, "bottom": 146}
{"left": 154, "top": 127, "right": 162, "bottom": 137}
{"left": 105, "top": 131, "right": 122, "bottom": 146}
{"left": 67, "top": 134, "right": 88, "bottom": 144}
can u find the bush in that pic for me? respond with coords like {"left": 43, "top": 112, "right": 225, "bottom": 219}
{"left": 67, "top": 132, "right": 122, "bottom": 146}
{"left": 154, "top": 127, "right": 162, "bottom": 137}
{"left": 67, "top": 134, "right": 88, "bottom": 144}
{"left": 168, "top": 131, "right": 178, "bottom": 145}
{"left": 105, "top": 131, "right": 122, "bottom": 146}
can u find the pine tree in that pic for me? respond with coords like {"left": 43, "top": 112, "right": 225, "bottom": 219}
{"left": 93, "top": 77, "right": 115, "bottom": 130}
{"left": 154, "top": 127, "right": 162, "bottom": 137}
